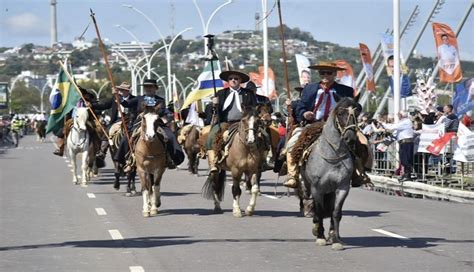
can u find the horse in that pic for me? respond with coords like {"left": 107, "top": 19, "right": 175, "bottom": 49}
{"left": 300, "top": 98, "right": 361, "bottom": 250}
{"left": 66, "top": 108, "right": 92, "bottom": 186}
{"left": 202, "top": 109, "right": 267, "bottom": 217}
{"left": 108, "top": 122, "right": 138, "bottom": 196}
{"left": 134, "top": 105, "right": 167, "bottom": 217}
{"left": 35, "top": 120, "right": 47, "bottom": 142}
{"left": 183, "top": 125, "right": 201, "bottom": 175}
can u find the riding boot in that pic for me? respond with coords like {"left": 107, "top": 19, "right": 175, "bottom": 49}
{"left": 283, "top": 152, "right": 299, "bottom": 188}
{"left": 97, "top": 140, "right": 109, "bottom": 160}
{"left": 166, "top": 151, "right": 177, "bottom": 169}
{"left": 53, "top": 137, "right": 65, "bottom": 156}
{"left": 207, "top": 150, "right": 218, "bottom": 173}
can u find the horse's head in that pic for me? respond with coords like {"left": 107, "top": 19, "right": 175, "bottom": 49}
{"left": 332, "top": 98, "right": 361, "bottom": 147}
{"left": 240, "top": 109, "right": 261, "bottom": 146}
{"left": 74, "top": 108, "right": 89, "bottom": 131}
{"left": 140, "top": 102, "right": 162, "bottom": 141}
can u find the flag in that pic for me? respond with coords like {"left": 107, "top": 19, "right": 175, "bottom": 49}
{"left": 181, "top": 60, "right": 224, "bottom": 110}
{"left": 453, "top": 123, "right": 474, "bottom": 162}
{"left": 453, "top": 78, "right": 474, "bottom": 117}
{"left": 417, "top": 123, "right": 445, "bottom": 153}
{"left": 334, "top": 59, "right": 356, "bottom": 95}
{"left": 426, "top": 132, "right": 456, "bottom": 156}
{"left": 258, "top": 66, "right": 277, "bottom": 99}
{"left": 359, "top": 43, "right": 375, "bottom": 93}
{"left": 45, "top": 67, "right": 81, "bottom": 134}
{"left": 380, "top": 34, "right": 412, "bottom": 98}
{"left": 172, "top": 74, "right": 181, "bottom": 122}
{"left": 432, "top": 22, "right": 462, "bottom": 83}
{"left": 295, "top": 54, "right": 311, "bottom": 86}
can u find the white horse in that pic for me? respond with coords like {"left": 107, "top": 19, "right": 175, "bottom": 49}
{"left": 67, "top": 107, "right": 91, "bottom": 186}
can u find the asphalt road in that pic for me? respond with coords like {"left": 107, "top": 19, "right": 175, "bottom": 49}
{"left": 1, "top": 135, "right": 473, "bottom": 271}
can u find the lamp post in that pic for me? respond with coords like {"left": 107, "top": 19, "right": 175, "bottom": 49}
{"left": 115, "top": 24, "right": 151, "bottom": 78}
{"left": 193, "top": 0, "right": 233, "bottom": 55}
{"left": 122, "top": 4, "right": 191, "bottom": 103}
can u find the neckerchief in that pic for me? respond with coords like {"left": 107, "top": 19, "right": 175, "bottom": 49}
{"left": 223, "top": 88, "right": 242, "bottom": 112}
{"left": 313, "top": 83, "right": 335, "bottom": 121}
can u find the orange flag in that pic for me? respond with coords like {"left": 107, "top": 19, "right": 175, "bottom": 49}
{"left": 258, "top": 66, "right": 277, "bottom": 100}
{"left": 432, "top": 22, "right": 463, "bottom": 83}
{"left": 335, "top": 60, "right": 357, "bottom": 96}
{"left": 359, "top": 43, "right": 375, "bottom": 93}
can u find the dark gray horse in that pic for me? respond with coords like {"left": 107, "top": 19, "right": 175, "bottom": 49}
{"left": 301, "top": 98, "right": 361, "bottom": 250}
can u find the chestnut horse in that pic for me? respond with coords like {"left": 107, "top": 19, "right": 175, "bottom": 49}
{"left": 183, "top": 125, "right": 201, "bottom": 175}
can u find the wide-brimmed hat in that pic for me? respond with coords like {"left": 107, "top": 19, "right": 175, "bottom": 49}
{"left": 116, "top": 81, "right": 131, "bottom": 91}
{"left": 140, "top": 79, "right": 159, "bottom": 87}
{"left": 245, "top": 81, "right": 258, "bottom": 92}
{"left": 219, "top": 70, "right": 250, "bottom": 83}
{"left": 294, "top": 86, "right": 304, "bottom": 92}
{"left": 308, "top": 61, "right": 346, "bottom": 71}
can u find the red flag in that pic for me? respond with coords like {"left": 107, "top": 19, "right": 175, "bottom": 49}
{"left": 432, "top": 22, "right": 463, "bottom": 83}
{"left": 426, "top": 132, "right": 456, "bottom": 156}
{"left": 359, "top": 43, "right": 375, "bottom": 92}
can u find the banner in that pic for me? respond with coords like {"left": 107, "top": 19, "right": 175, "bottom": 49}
{"left": 417, "top": 123, "right": 445, "bottom": 153}
{"left": 295, "top": 54, "right": 311, "bottom": 86}
{"left": 0, "top": 82, "right": 8, "bottom": 110}
{"left": 359, "top": 43, "right": 375, "bottom": 92}
{"left": 334, "top": 60, "right": 356, "bottom": 95}
{"left": 380, "top": 34, "right": 411, "bottom": 97}
{"left": 453, "top": 123, "right": 474, "bottom": 162}
{"left": 258, "top": 66, "right": 277, "bottom": 100}
{"left": 432, "top": 22, "right": 463, "bottom": 83}
{"left": 181, "top": 60, "right": 224, "bottom": 110}
{"left": 453, "top": 78, "right": 474, "bottom": 117}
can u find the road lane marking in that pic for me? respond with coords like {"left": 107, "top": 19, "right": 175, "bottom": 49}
{"left": 65, "top": 159, "right": 70, "bottom": 163}
{"left": 87, "top": 193, "right": 96, "bottom": 198}
{"left": 261, "top": 194, "right": 279, "bottom": 200}
{"left": 372, "top": 229, "right": 409, "bottom": 240}
{"left": 95, "top": 208, "right": 107, "bottom": 215}
{"left": 129, "top": 266, "right": 145, "bottom": 272}
{"left": 108, "top": 229, "right": 124, "bottom": 240}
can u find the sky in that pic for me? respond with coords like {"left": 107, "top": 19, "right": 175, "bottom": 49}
{"left": 1, "top": 0, "right": 473, "bottom": 60}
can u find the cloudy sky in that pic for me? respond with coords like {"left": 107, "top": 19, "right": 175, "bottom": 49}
{"left": 1, "top": 0, "right": 473, "bottom": 60}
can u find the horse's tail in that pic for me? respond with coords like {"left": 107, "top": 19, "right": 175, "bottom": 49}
{"left": 201, "top": 170, "right": 226, "bottom": 201}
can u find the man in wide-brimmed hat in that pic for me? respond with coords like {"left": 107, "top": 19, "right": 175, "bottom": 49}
{"left": 283, "top": 61, "right": 357, "bottom": 188}
{"left": 205, "top": 70, "right": 257, "bottom": 175}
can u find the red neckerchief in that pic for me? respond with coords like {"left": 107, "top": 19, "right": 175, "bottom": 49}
{"left": 313, "top": 83, "right": 334, "bottom": 121}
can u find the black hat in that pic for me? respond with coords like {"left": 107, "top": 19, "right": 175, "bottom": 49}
{"left": 245, "top": 81, "right": 258, "bottom": 92}
{"left": 294, "top": 87, "right": 304, "bottom": 92}
{"left": 140, "top": 79, "right": 158, "bottom": 87}
{"left": 219, "top": 70, "right": 250, "bottom": 83}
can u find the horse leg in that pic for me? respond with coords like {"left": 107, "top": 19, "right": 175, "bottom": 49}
{"left": 312, "top": 193, "right": 326, "bottom": 246}
{"left": 330, "top": 189, "right": 349, "bottom": 250}
{"left": 193, "top": 153, "right": 199, "bottom": 176}
{"left": 70, "top": 150, "right": 79, "bottom": 185}
{"left": 80, "top": 151, "right": 89, "bottom": 187}
{"left": 232, "top": 170, "right": 243, "bottom": 218}
{"left": 245, "top": 174, "right": 251, "bottom": 194}
{"left": 130, "top": 170, "right": 137, "bottom": 195}
{"left": 245, "top": 173, "right": 259, "bottom": 216}
{"left": 139, "top": 172, "right": 150, "bottom": 217}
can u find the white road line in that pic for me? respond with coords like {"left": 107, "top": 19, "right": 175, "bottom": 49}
{"left": 129, "top": 266, "right": 145, "bottom": 272}
{"left": 108, "top": 229, "right": 124, "bottom": 240}
{"left": 372, "top": 229, "right": 409, "bottom": 240}
{"left": 261, "top": 194, "right": 279, "bottom": 200}
{"left": 95, "top": 208, "right": 107, "bottom": 215}
{"left": 65, "top": 159, "right": 70, "bottom": 163}
{"left": 87, "top": 193, "right": 96, "bottom": 198}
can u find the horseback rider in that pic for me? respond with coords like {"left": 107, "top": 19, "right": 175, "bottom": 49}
{"left": 283, "top": 61, "right": 370, "bottom": 188}
{"left": 118, "top": 79, "right": 184, "bottom": 171}
{"left": 205, "top": 70, "right": 257, "bottom": 175}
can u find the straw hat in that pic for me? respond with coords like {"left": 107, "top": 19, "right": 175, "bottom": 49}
{"left": 308, "top": 61, "right": 346, "bottom": 71}
{"left": 219, "top": 70, "right": 250, "bottom": 83}
{"left": 116, "top": 82, "right": 131, "bottom": 91}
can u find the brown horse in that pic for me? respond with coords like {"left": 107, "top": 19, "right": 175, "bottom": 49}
{"left": 135, "top": 105, "right": 167, "bottom": 217}
{"left": 183, "top": 125, "right": 201, "bottom": 175}
{"left": 202, "top": 109, "right": 267, "bottom": 217}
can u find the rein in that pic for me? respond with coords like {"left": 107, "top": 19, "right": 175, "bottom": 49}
{"left": 70, "top": 124, "right": 88, "bottom": 147}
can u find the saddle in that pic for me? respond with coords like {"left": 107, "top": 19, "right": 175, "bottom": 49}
{"left": 290, "top": 122, "right": 325, "bottom": 166}
{"left": 213, "top": 122, "right": 239, "bottom": 163}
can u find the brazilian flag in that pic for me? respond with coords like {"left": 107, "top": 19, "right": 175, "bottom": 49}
{"left": 45, "top": 68, "right": 81, "bottom": 134}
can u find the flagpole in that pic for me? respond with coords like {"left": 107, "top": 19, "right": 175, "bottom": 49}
{"left": 58, "top": 60, "right": 109, "bottom": 139}
{"left": 276, "top": 0, "right": 291, "bottom": 100}
{"left": 90, "top": 9, "right": 133, "bottom": 151}
{"left": 204, "top": 34, "right": 220, "bottom": 125}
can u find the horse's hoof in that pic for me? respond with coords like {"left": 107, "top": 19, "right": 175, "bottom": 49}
{"left": 150, "top": 209, "right": 158, "bottom": 216}
{"left": 125, "top": 192, "right": 131, "bottom": 197}
{"left": 233, "top": 208, "right": 242, "bottom": 218}
{"left": 81, "top": 183, "right": 88, "bottom": 188}
{"left": 245, "top": 207, "right": 254, "bottom": 216}
{"left": 143, "top": 211, "right": 150, "bottom": 218}
{"left": 315, "top": 239, "right": 327, "bottom": 246}
{"left": 331, "top": 243, "right": 344, "bottom": 250}
{"left": 214, "top": 206, "right": 223, "bottom": 213}
{"left": 131, "top": 190, "right": 137, "bottom": 196}
{"left": 245, "top": 189, "right": 251, "bottom": 194}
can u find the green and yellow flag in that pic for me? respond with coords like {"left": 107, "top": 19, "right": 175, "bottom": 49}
{"left": 45, "top": 67, "right": 81, "bottom": 134}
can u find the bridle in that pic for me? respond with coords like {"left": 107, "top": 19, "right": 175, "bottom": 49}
{"left": 335, "top": 106, "right": 359, "bottom": 137}
{"left": 71, "top": 118, "right": 88, "bottom": 147}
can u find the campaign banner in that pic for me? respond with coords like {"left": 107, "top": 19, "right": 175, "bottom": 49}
{"left": 0, "top": 82, "right": 8, "bottom": 109}
{"left": 258, "top": 66, "right": 277, "bottom": 100}
{"left": 432, "top": 22, "right": 463, "bottom": 83}
{"left": 417, "top": 123, "right": 445, "bottom": 154}
{"left": 335, "top": 60, "right": 357, "bottom": 95}
{"left": 453, "top": 78, "right": 474, "bottom": 116}
{"left": 453, "top": 123, "right": 474, "bottom": 162}
{"left": 295, "top": 54, "right": 311, "bottom": 87}
{"left": 380, "top": 33, "right": 409, "bottom": 76}
{"left": 359, "top": 43, "right": 375, "bottom": 93}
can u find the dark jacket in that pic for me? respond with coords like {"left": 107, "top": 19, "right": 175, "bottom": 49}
{"left": 121, "top": 94, "right": 167, "bottom": 122}
{"left": 295, "top": 82, "right": 354, "bottom": 122}
{"left": 91, "top": 94, "right": 136, "bottom": 124}
{"left": 215, "top": 87, "right": 258, "bottom": 123}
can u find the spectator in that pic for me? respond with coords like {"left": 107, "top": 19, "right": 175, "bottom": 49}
{"left": 443, "top": 104, "right": 459, "bottom": 132}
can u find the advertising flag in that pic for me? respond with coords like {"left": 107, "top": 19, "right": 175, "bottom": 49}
{"left": 181, "top": 60, "right": 224, "bottom": 110}
{"left": 295, "top": 54, "right": 311, "bottom": 86}
{"left": 453, "top": 78, "right": 474, "bottom": 117}
{"left": 334, "top": 60, "right": 356, "bottom": 95}
{"left": 432, "top": 22, "right": 462, "bottom": 83}
{"left": 258, "top": 66, "right": 277, "bottom": 100}
{"left": 0, "top": 82, "right": 8, "bottom": 109}
{"left": 359, "top": 43, "right": 375, "bottom": 93}
{"left": 380, "top": 34, "right": 411, "bottom": 97}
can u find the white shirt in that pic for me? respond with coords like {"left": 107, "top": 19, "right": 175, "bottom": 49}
{"left": 437, "top": 44, "right": 459, "bottom": 75}
{"left": 313, "top": 87, "right": 337, "bottom": 121}
{"left": 382, "top": 118, "right": 414, "bottom": 141}
{"left": 33, "top": 114, "right": 46, "bottom": 121}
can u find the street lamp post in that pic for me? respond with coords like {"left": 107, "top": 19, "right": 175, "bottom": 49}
{"left": 115, "top": 24, "right": 151, "bottom": 78}
{"left": 193, "top": 0, "right": 233, "bottom": 55}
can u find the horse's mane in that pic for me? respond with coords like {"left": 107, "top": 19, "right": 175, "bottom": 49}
{"left": 330, "top": 98, "right": 361, "bottom": 119}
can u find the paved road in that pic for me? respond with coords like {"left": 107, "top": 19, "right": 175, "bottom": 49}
{"left": 1, "top": 135, "right": 473, "bottom": 271}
